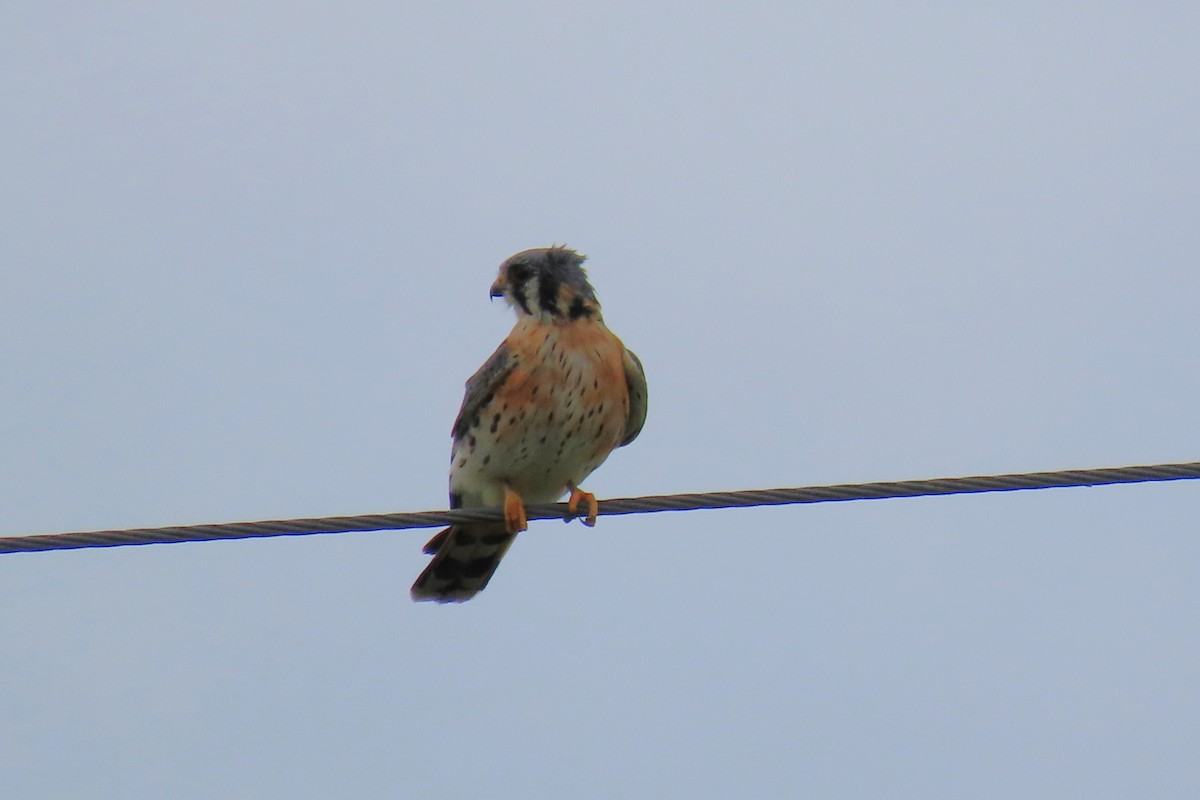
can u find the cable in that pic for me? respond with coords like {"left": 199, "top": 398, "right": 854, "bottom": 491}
{"left": 1, "top": 461, "right": 1197, "bottom": 555}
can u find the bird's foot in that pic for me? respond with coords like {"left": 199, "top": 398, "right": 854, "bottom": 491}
{"left": 567, "top": 486, "right": 599, "bottom": 527}
{"left": 502, "top": 485, "right": 528, "bottom": 533}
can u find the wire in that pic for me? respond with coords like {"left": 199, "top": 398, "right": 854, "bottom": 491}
{"left": 1, "top": 461, "right": 1197, "bottom": 555}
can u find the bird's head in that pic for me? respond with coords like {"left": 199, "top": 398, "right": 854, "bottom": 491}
{"left": 489, "top": 246, "right": 601, "bottom": 321}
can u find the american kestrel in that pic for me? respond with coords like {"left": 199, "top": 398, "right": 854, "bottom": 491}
{"left": 411, "top": 246, "right": 648, "bottom": 602}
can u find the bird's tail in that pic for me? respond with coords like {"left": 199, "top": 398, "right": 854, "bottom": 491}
{"left": 410, "top": 522, "right": 517, "bottom": 602}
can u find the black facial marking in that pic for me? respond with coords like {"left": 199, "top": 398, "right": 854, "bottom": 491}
{"left": 538, "top": 269, "right": 561, "bottom": 315}
{"left": 513, "top": 291, "right": 532, "bottom": 315}
{"left": 568, "top": 296, "right": 589, "bottom": 319}
{"left": 508, "top": 262, "right": 531, "bottom": 283}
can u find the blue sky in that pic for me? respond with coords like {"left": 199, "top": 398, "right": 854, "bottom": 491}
{"left": 3, "top": 4, "right": 1199, "bottom": 797}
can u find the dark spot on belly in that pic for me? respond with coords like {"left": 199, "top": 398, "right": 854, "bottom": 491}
{"left": 490, "top": 413, "right": 501, "bottom": 433}
{"left": 548, "top": 411, "right": 555, "bottom": 422}
{"left": 483, "top": 454, "right": 491, "bottom": 466}
{"left": 456, "top": 458, "right": 467, "bottom": 468}
{"left": 531, "top": 385, "right": 539, "bottom": 396}
{"left": 508, "top": 415, "right": 517, "bottom": 426}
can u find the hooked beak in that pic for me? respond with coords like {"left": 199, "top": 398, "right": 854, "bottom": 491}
{"left": 489, "top": 276, "right": 506, "bottom": 300}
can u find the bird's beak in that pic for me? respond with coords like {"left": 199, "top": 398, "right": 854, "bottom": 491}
{"left": 489, "top": 276, "right": 506, "bottom": 300}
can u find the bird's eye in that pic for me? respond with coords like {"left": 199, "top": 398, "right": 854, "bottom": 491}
{"left": 508, "top": 263, "right": 531, "bottom": 283}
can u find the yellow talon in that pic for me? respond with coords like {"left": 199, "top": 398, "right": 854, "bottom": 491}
{"left": 567, "top": 486, "right": 599, "bottom": 527}
{"left": 503, "top": 485, "right": 528, "bottom": 533}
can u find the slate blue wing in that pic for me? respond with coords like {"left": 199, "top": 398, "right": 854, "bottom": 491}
{"left": 619, "top": 347, "right": 648, "bottom": 447}
{"left": 451, "top": 342, "right": 514, "bottom": 441}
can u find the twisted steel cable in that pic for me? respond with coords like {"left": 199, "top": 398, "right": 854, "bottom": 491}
{"left": 1, "top": 461, "right": 1197, "bottom": 555}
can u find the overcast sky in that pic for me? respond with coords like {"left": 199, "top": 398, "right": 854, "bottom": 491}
{"left": 3, "top": 3, "right": 1199, "bottom": 798}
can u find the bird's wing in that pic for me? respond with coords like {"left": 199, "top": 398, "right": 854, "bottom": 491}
{"left": 619, "top": 347, "right": 648, "bottom": 447}
{"left": 451, "top": 342, "right": 514, "bottom": 440}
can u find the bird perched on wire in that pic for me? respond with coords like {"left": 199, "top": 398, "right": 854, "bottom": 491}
{"left": 411, "top": 246, "right": 648, "bottom": 602}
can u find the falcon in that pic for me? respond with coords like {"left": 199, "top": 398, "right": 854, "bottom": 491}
{"left": 411, "top": 246, "right": 648, "bottom": 602}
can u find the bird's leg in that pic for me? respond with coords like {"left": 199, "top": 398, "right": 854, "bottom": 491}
{"left": 502, "top": 484, "right": 528, "bottom": 533}
{"left": 567, "top": 485, "right": 599, "bottom": 527}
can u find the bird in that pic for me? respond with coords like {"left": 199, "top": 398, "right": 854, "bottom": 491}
{"left": 411, "top": 246, "right": 648, "bottom": 602}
